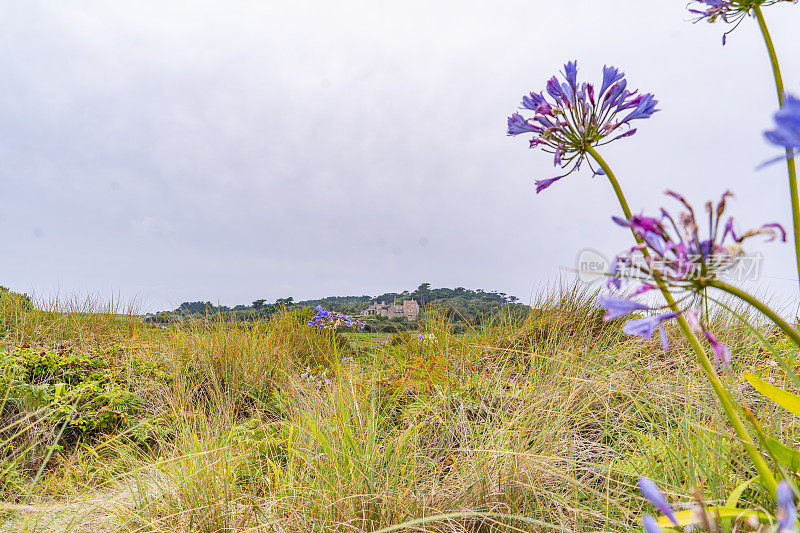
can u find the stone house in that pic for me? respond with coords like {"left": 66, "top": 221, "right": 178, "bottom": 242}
{"left": 361, "top": 299, "right": 420, "bottom": 321}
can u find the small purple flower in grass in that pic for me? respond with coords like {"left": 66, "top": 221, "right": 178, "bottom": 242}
{"left": 638, "top": 477, "right": 679, "bottom": 526}
{"left": 659, "top": 324, "right": 670, "bottom": 352}
{"left": 777, "top": 481, "right": 798, "bottom": 532}
{"left": 508, "top": 60, "right": 658, "bottom": 193}
{"left": 418, "top": 333, "right": 438, "bottom": 345}
{"left": 308, "top": 305, "right": 364, "bottom": 330}
{"left": 642, "top": 514, "right": 662, "bottom": 533}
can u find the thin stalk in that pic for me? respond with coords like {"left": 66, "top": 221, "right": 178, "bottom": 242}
{"left": 702, "top": 289, "right": 800, "bottom": 389}
{"left": 586, "top": 145, "right": 777, "bottom": 493}
{"left": 754, "top": 6, "right": 786, "bottom": 105}
{"left": 709, "top": 279, "right": 800, "bottom": 348}
{"left": 753, "top": 5, "right": 800, "bottom": 291}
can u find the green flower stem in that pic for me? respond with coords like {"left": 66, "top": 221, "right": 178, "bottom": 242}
{"left": 754, "top": 5, "right": 800, "bottom": 291}
{"left": 702, "top": 289, "right": 800, "bottom": 389}
{"left": 709, "top": 279, "right": 800, "bottom": 348}
{"left": 586, "top": 145, "right": 778, "bottom": 494}
{"left": 754, "top": 6, "right": 787, "bottom": 106}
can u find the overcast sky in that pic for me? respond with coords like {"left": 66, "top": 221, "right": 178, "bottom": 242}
{"left": 1, "top": 1, "right": 799, "bottom": 312}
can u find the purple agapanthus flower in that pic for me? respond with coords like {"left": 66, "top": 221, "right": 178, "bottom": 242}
{"left": 598, "top": 190, "right": 784, "bottom": 367}
{"left": 764, "top": 93, "right": 800, "bottom": 164}
{"left": 308, "top": 305, "right": 364, "bottom": 330}
{"left": 611, "top": 190, "right": 785, "bottom": 289}
{"left": 687, "top": 1, "right": 795, "bottom": 45}
{"left": 642, "top": 514, "right": 662, "bottom": 533}
{"left": 637, "top": 477, "right": 679, "bottom": 526}
{"left": 507, "top": 61, "right": 659, "bottom": 193}
{"left": 688, "top": 0, "right": 739, "bottom": 25}
{"left": 777, "top": 480, "right": 798, "bottom": 532}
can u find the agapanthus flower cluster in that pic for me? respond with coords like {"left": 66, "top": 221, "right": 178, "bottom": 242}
{"left": 507, "top": 61, "right": 659, "bottom": 193}
{"left": 300, "top": 364, "right": 331, "bottom": 385}
{"left": 638, "top": 476, "right": 797, "bottom": 532}
{"left": 598, "top": 190, "right": 785, "bottom": 366}
{"left": 688, "top": 1, "right": 797, "bottom": 44}
{"left": 307, "top": 305, "right": 364, "bottom": 330}
{"left": 610, "top": 190, "right": 785, "bottom": 290}
{"left": 417, "top": 333, "right": 438, "bottom": 345}
{"left": 764, "top": 92, "right": 800, "bottom": 161}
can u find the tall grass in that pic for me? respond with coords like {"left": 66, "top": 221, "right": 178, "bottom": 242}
{"left": 0, "top": 284, "right": 796, "bottom": 531}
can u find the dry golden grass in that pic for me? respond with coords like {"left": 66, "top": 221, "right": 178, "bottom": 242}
{"left": 1, "top": 284, "right": 796, "bottom": 531}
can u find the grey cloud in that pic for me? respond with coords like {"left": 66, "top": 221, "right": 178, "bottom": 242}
{"left": 0, "top": 1, "right": 798, "bottom": 310}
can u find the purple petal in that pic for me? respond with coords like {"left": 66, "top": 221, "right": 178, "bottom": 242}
{"left": 704, "top": 330, "right": 731, "bottom": 368}
{"left": 659, "top": 324, "right": 669, "bottom": 352}
{"left": 777, "top": 481, "right": 797, "bottom": 532}
{"left": 637, "top": 477, "right": 678, "bottom": 526}
{"left": 623, "top": 312, "right": 679, "bottom": 340}
{"left": 597, "top": 295, "right": 649, "bottom": 321}
{"left": 507, "top": 113, "right": 540, "bottom": 136}
{"left": 534, "top": 176, "right": 563, "bottom": 193}
{"left": 642, "top": 514, "right": 663, "bottom": 533}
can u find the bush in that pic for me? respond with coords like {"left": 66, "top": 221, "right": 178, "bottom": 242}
{"left": 0, "top": 346, "right": 163, "bottom": 446}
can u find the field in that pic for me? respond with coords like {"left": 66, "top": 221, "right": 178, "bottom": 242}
{"left": 0, "top": 286, "right": 797, "bottom": 532}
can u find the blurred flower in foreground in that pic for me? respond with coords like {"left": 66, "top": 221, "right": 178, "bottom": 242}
{"left": 642, "top": 514, "right": 662, "bottom": 533}
{"left": 688, "top": 1, "right": 798, "bottom": 44}
{"left": 777, "top": 481, "right": 798, "bottom": 533}
{"left": 764, "top": 92, "right": 800, "bottom": 163}
{"left": 638, "top": 477, "right": 679, "bottom": 527}
{"left": 597, "top": 190, "right": 784, "bottom": 365}
{"left": 637, "top": 478, "right": 797, "bottom": 531}
{"left": 307, "top": 305, "right": 364, "bottom": 330}
{"left": 507, "top": 61, "right": 658, "bottom": 193}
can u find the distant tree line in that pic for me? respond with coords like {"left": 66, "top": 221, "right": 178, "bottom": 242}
{"left": 147, "top": 283, "right": 528, "bottom": 327}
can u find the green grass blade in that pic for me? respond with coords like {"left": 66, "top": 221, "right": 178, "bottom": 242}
{"left": 745, "top": 373, "right": 800, "bottom": 417}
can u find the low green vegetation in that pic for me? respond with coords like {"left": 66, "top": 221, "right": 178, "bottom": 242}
{"left": 0, "top": 284, "right": 796, "bottom": 531}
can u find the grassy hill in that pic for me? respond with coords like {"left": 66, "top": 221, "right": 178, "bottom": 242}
{"left": 0, "top": 284, "right": 793, "bottom": 531}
